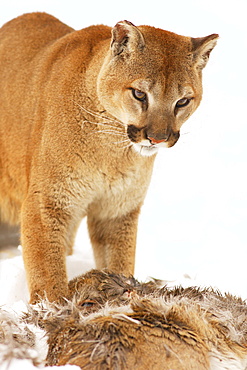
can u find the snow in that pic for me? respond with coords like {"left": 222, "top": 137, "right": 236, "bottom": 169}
{"left": 1, "top": 0, "right": 247, "bottom": 368}
{"left": 0, "top": 360, "right": 79, "bottom": 370}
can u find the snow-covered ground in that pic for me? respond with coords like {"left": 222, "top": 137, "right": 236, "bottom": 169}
{"left": 1, "top": 0, "right": 247, "bottom": 368}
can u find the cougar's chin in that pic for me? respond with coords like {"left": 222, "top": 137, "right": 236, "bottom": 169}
{"left": 132, "top": 142, "right": 161, "bottom": 157}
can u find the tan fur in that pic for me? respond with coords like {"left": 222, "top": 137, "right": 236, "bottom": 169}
{"left": 27, "top": 270, "right": 247, "bottom": 370}
{"left": 0, "top": 13, "right": 218, "bottom": 302}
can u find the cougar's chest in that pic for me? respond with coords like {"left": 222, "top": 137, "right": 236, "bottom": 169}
{"left": 89, "top": 155, "right": 154, "bottom": 219}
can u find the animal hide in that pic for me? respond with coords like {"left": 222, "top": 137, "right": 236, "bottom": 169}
{"left": 25, "top": 269, "right": 247, "bottom": 369}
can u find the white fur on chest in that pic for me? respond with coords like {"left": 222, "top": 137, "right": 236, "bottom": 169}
{"left": 91, "top": 165, "right": 150, "bottom": 220}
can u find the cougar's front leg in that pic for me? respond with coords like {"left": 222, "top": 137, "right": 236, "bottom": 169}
{"left": 21, "top": 190, "right": 75, "bottom": 303}
{"left": 87, "top": 207, "right": 140, "bottom": 276}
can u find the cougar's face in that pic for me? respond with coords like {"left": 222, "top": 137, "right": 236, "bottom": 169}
{"left": 97, "top": 23, "right": 217, "bottom": 156}
{"left": 119, "top": 75, "right": 201, "bottom": 156}
{"left": 98, "top": 61, "right": 202, "bottom": 157}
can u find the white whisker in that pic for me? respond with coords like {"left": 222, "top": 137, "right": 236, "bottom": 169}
{"left": 113, "top": 139, "right": 133, "bottom": 148}
{"left": 82, "top": 119, "right": 122, "bottom": 131}
{"left": 96, "top": 129, "right": 125, "bottom": 135}
{"left": 90, "top": 130, "right": 127, "bottom": 137}
{"left": 111, "top": 139, "right": 130, "bottom": 145}
{"left": 75, "top": 101, "right": 125, "bottom": 127}
{"left": 118, "top": 142, "right": 133, "bottom": 150}
{"left": 75, "top": 102, "right": 106, "bottom": 120}
{"left": 74, "top": 101, "right": 130, "bottom": 145}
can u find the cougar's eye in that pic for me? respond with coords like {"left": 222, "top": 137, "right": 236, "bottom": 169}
{"left": 176, "top": 98, "right": 192, "bottom": 108}
{"left": 80, "top": 299, "right": 97, "bottom": 308}
{"left": 132, "top": 89, "right": 147, "bottom": 102}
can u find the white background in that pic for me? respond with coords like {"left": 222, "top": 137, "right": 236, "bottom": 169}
{"left": 0, "top": 0, "right": 247, "bottom": 299}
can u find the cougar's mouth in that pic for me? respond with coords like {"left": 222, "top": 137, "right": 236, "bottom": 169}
{"left": 132, "top": 142, "right": 159, "bottom": 156}
{"left": 127, "top": 124, "right": 180, "bottom": 156}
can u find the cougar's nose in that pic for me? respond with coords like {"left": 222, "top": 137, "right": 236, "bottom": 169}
{"left": 147, "top": 136, "right": 169, "bottom": 145}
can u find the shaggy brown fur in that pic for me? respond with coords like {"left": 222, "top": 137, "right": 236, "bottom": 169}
{"left": 26, "top": 270, "right": 247, "bottom": 369}
{"left": 0, "top": 13, "right": 218, "bottom": 303}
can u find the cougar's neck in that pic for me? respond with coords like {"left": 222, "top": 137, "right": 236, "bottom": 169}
{"left": 84, "top": 39, "right": 110, "bottom": 112}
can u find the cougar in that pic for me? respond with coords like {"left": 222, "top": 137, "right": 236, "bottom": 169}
{"left": 0, "top": 12, "right": 218, "bottom": 302}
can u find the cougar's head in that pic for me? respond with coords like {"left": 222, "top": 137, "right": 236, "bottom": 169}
{"left": 97, "top": 21, "right": 218, "bottom": 156}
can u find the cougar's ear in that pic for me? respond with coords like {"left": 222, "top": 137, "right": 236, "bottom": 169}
{"left": 191, "top": 33, "right": 219, "bottom": 69}
{"left": 111, "top": 20, "right": 145, "bottom": 56}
